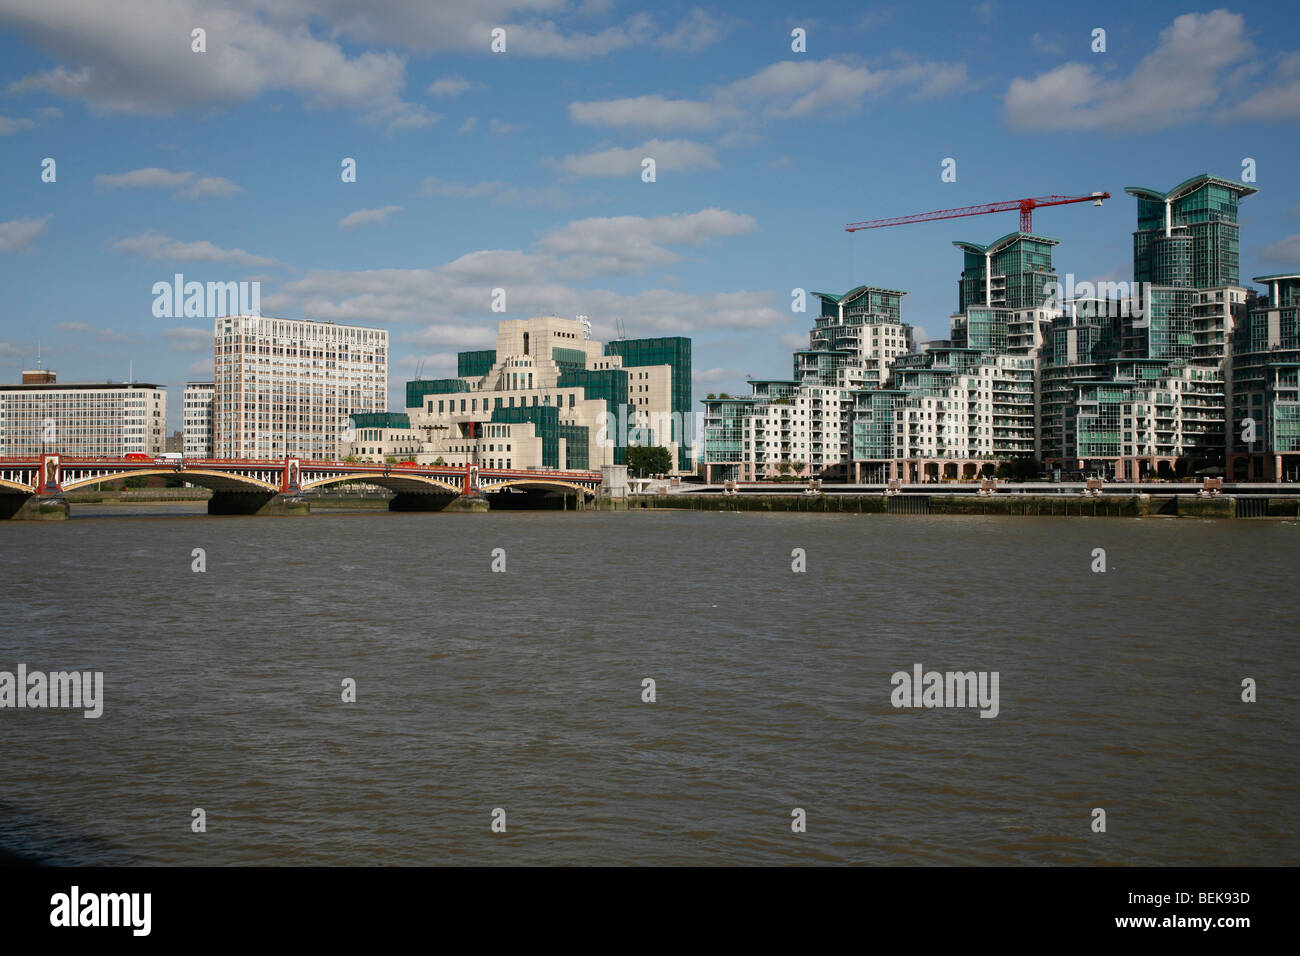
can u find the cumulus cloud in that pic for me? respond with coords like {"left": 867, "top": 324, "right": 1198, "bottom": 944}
{"left": 403, "top": 324, "right": 498, "bottom": 348}
{"left": 538, "top": 208, "right": 757, "bottom": 276}
{"left": 107, "top": 231, "right": 278, "bottom": 268}
{"left": 55, "top": 322, "right": 132, "bottom": 343}
{"left": 1259, "top": 235, "right": 1300, "bottom": 265}
{"left": 569, "top": 94, "right": 737, "bottom": 131}
{"left": 549, "top": 138, "right": 718, "bottom": 178}
{"left": 428, "top": 75, "right": 476, "bottom": 97}
{"left": 338, "top": 205, "right": 404, "bottom": 230}
{"left": 94, "top": 167, "right": 244, "bottom": 199}
{"left": 0, "top": 0, "right": 725, "bottom": 128}
{"left": 1003, "top": 10, "right": 1299, "bottom": 130}
{"left": 258, "top": 207, "right": 780, "bottom": 334}
{"left": 565, "top": 55, "right": 968, "bottom": 144}
{"left": 419, "top": 177, "right": 592, "bottom": 209}
{"left": 163, "top": 327, "right": 215, "bottom": 351}
{"left": 0, "top": 115, "right": 35, "bottom": 134}
{"left": 0, "top": 215, "right": 50, "bottom": 252}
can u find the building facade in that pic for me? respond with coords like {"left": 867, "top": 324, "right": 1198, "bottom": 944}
{"left": 0, "top": 370, "right": 167, "bottom": 457}
{"left": 703, "top": 171, "right": 1272, "bottom": 483}
{"left": 182, "top": 381, "right": 214, "bottom": 458}
{"left": 212, "top": 315, "right": 388, "bottom": 460}
{"left": 342, "top": 316, "right": 694, "bottom": 474}
{"left": 1230, "top": 274, "right": 1300, "bottom": 480}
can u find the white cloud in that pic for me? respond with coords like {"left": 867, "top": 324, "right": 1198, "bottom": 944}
{"left": 0, "top": 115, "right": 35, "bottom": 134}
{"left": 1232, "top": 52, "right": 1300, "bottom": 120}
{"left": 1259, "top": 235, "right": 1300, "bottom": 265}
{"left": 260, "top": 211, "right": 779, "bottom": 334}
{"left": 108, "top": 231, "right": 278, "bottom": 267}
{"left": 0, "top": 215, "right": 50, "bottom": 252}
{"left": 178, "top": 176, "right": 244, "bottom": 199}
{"left": 95, "top": 167, "right": 242, "bottom": 199}
{"left": 1030, "top": 32, "right": 1063, "bottom": 55}
{"left": 428, "top": 75, "right": 476, "bottom": 97}
{"left": 567, "top": 55, "right": 968, "bottom": 141}
{"left": 569, "top": 94, "right": 735, "bottom": 130}
{"left": 1004, "top": 10, "right": 1270, "bottom": 131}
{"left": 653, "top": 8, "right": 723, "bottom": 52}
{"left": 458, "top": 116, "right": 478, "bottom": 133}
{"left": 0, "top": 0, "right": 422, "bottom": 121}
{"left": 538, "top": 208, "right": 757, "bottom": 276}
{"left": 338, "top": 205, "right": 404, "bottom": 230}
{"left": 693, "top": 367, "right": 749, "bottom": 387}
{"left": 395, "top": 352, "right": 457, "bottom": 372}
{"left": 403, "top": 324, "right": 498, "bottom": 348}
{"left": 419, "top": 177, "right": 590, "bottom": 209}
{"left": 163, "top": 327, "right": 214, "bottom": 351}
{"left": 550, "top": 138, "right": 717, "bottom": 178}
{"left": 55, "top": 322, "right": 131, "bottom": 343}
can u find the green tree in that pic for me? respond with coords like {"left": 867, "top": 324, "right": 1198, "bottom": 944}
{"left": 124, "top": 475, "right": 149, "bottom": 489}
{"left": 627, "top": 445, "right": 672, "bottom": 477}
{"left": 433, "top": 456, "right": 447, "bottom": 466}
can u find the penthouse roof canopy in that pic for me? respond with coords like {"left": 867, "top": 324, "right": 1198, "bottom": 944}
{"left": 952, "top": 231, "right": 1061, "bottom": 256}
{"left": 811, "top": 284, "right": 908, "bottom": 303}
{"left": 1124, "top": 173, "right": 1258, "bottom": 205}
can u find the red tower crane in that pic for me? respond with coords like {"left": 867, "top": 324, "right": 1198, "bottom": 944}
{"left": 845, "top": 191, "right": 1110, "bottom": 234}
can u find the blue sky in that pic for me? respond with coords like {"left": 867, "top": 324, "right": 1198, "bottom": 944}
{"left": 2, "top": 0, "right": 1299, "bottom": 432}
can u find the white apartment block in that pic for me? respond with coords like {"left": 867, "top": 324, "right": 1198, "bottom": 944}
{"left": 0, "top": 371, "right": 166, "bottom": 457}
{"left": 182, "top": 381, "right": 214, "bottom": 458}
{"left": 213, "top": 315, "right": 388, "bottom": 460}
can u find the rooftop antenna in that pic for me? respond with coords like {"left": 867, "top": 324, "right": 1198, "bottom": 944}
{"left": 615, "top": 318, "right": 628, "bottom": 341}
{"left": 577, "top": 314, "right": 591, "bottom": 340}
{"left": 36, "top": 340, "right": 42, "bottom": 369}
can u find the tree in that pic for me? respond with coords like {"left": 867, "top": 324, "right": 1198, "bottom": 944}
{"left": 627, "top": 445, "right": 672, "bottom": 477}
{"left": 777, "top": 461, "right": 792, "bottom": 476}
{"left": 792, "top": 460, "right": 807, "bottom": 476}
{"left": 433, "top": 456, "right": 446, "bottom": 466}
{"left": 124, "top": 475, "right": 149, "bottom": 489}
{"left": 706, "top": 393, "right": 716, "bottom": 400}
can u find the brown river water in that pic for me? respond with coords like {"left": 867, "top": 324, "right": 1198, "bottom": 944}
{"left": 1, "top": 504, "right": 1296, "bottom": 865}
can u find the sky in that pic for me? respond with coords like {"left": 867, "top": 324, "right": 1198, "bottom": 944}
{"left": 2, "top": 0, "right": 1299, "bottom": 433}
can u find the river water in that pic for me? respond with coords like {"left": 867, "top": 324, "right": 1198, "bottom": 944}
{"left": 1, "top": 505, "right": 1297, "bottom": 865}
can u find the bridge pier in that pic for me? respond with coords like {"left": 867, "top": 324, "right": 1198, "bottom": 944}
{"left": 0, "top": 494, "right": 69, "bottom": 520}
{"left": 208, "top": 492, "right": 310, "bottom": 516}
{"left": 387, "top": 492, "right": 480, "bottom": 512}
{"left": 441, "top": 494, "right": 490, "bottom": 513}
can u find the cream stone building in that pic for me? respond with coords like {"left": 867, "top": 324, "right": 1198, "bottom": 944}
{"left": 343, "top": 316, "right": 694, "bottom": 473}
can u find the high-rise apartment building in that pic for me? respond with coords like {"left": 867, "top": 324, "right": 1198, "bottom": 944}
{"left": 212, "top": 315, "right": 388, "bottom": 460}
{"left": 182, "top": 381, "right": 214, "bottom": 458}
{"left": 0, "top": 371, "right": 167, "bottom": 457}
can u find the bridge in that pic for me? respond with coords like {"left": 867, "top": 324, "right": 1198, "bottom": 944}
{"left": 0, "top": 454, "right": 605, "bottom": 519}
